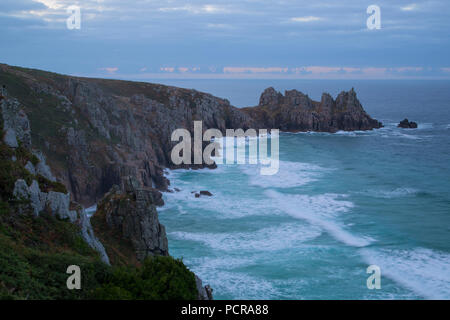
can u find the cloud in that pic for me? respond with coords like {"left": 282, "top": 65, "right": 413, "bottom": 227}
{"left": 33, "top": 0, "right": 64, "bottom": 10}
{"left": 99, "top": 67, "right": 118, "bottom": 74}
{"left": 206, "top": 23, "right": 234, "bottom": 29}
{"left": 160, "top": 67, "right": 175, "bottom": 72}
{"left": 223, "top": 67, "right": 289, "bottom": 73}
{"left": 158, "top": 4, "right": 231, "bottom": 14}
{"left": 401, "top": 4, "right": 418, "bottom": 11}
{"left": 290, "top": 16, "right": 322, "bottom": 23}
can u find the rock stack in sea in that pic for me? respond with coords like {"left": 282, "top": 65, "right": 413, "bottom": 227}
{"left": 242, "top": 87, "right": 383, "bottom": 132}
{"left": 398, "top": 118, "right": 418, "bottom": 128}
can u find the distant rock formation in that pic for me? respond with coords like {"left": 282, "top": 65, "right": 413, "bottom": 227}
{"left": 398, "top": 118, "right": 418, "bottom": 129}
{"left": 242, "top": 87, "right": 383, "bottom": 132}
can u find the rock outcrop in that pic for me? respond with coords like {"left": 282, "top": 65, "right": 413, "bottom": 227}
{"left": 242, "top": 87, "right": 383, "bottom": 132}
{"left": 195, "top": 275, "right": 214, "bottom": 300}
{"left": 93, "top": 175, "right": 169, "bottom": 261}
{"left": 0, "top": 97, "right": 31, "bottom": 149}
{"left": 398, "top": 118, "right": 418, "bottom": 129}
{"left": 92, "top": 175, "right": 212, "bottom": 299}
{"left": 12, "top": 176, "right": 110, "bottom": 265}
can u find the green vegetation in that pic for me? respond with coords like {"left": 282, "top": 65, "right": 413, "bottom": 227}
{"left": 93, "top": 256, "right": 198, "bottom": 300}
{"left": 0, "top": 206, "right": 197, "bottom": 300}
{"left": 0, "top": 113, "right": 198, "bottom": 300}
{"left": 0, "top": 207, "right": 108, "bottom": 299}
{"left": 36, "top": 174, "right": 67, "bottom": 194}
{"left": 0, "top": 143, "right": 34, "bottom": 199}
{"left": 0, "top": 141, "right": 67, "bottom": 200}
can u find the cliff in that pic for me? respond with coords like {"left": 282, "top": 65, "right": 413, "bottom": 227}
{"left": 0, "top": 64, "right": 381, "bottom": 207}
{"left": 0, "top": 94, "right": 201, "bottom": 300}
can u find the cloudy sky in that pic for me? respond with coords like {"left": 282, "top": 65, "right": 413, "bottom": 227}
{"left": 1, "top": 0, "right": 450, "bottom": 79}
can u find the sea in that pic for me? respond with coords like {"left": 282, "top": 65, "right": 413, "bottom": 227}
{"left": 152, "top": 79, "right": 450, "bottom": 299}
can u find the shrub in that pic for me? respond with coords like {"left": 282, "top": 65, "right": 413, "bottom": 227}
{"left": 92, "top": 256, "right": 198, "bottom": 300}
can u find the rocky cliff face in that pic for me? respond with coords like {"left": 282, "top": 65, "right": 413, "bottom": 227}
{"left": 1, "top": 93, "right": 210, "bottom": 299}
{"left": 90, "top": 175, "right": 213, "bottom": 299}
{"left": 0, "top": 64, "right": 381, "bottom": 207}
{"left": 242, "top": 87, "right": 383, "bottom": 132}
{"left": 92, "top": 175, "right": 169, "bottom": 262}
{"left": 0, "top": 64, "right": 255, "bottom": 207}
{"left": 1, "top": 95, "right": 110, "bottom": 265}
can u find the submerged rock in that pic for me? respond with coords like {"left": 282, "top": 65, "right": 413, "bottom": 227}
{"left": 398, "top": 118, "right": 418, "bottom": 129}
{"left": 199, "top": 190, "right": 213, "bottom": 196}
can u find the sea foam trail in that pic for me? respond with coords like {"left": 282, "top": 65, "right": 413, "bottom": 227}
{"left": 187, "top": 256, "right": 279, "bottom": 299}
{"left": 358, "top": 187, "right": 420, "bottom": 199}
{"left": 360, "top": 248, "right": 450, "bottom": 300}
{"left": 169, "top": 223, "right": 322, "bottom": 252}
{"left": 241, "top": 160, "right": 327, "bottom": 188}
{"left": 266, "top": 190, "right": 372, "bottom": 247}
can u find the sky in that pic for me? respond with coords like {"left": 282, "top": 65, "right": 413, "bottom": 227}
{"left": 1, "top": 0, "right": 450, "bottom": 79}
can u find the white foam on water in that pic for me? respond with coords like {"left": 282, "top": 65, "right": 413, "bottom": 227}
{"left": 360, "top": 248, "right": 450, "bottom": 300}
{"left": 359, "top": 187, "right": 420, "bottom": 199}
{"left": 169, "top": 223, "right": 322, "bottom": 252}
{"left": 417, "top": 123, "right": 434, "bottom": 130}
{"left": 266, "top": 190, "right": 373, "bottom": 247}
{"left": 185, "top": 256, "right": 280, "bottom": 299}
{"left": 241, "top": 160, "right": 327, "bottom": 188}
{"left": 163, "top": 186, "right": 285, "bottom": 219}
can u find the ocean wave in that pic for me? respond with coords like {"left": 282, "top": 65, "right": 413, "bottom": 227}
{"left": 183, "top": 256, "right": 279, "bottom": 299}
{"left": 358, "top": 188, "right": 420, "bottom": 199}
{"left": 163, "top": 186, "right": 285, "bottom": 219}
{"left": 360, "top": 248, "right": 450, "bottom": 300}
{"left": 240, "top": 160, "right": 328, "bottom": 189}
{"left": 266, "top": 190, "right": 372, "bottom": 247}
{"left": 169, "top": 223, "right": 322, "bottom": 252}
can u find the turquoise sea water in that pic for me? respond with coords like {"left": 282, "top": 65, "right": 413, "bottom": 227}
{"left": 157, "top": 80, "right": 450, "bottom": 299}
